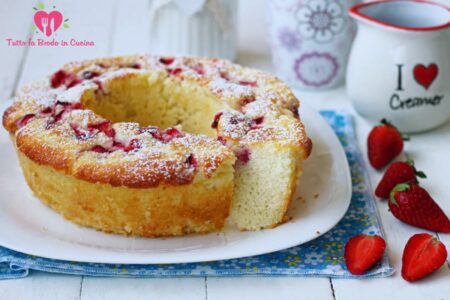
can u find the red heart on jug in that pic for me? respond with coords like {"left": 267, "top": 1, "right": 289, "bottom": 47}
{"left": 34, "top": 10, "right": 63, "bottom": 37}
{"left": 413, "top": 63, "right": 438, "bottom": 90}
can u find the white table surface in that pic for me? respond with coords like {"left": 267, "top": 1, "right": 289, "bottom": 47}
{"left": 0, "top": 1, "right": 449, "bottom": 299}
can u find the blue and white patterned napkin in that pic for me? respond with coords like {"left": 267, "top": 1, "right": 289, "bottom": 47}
{"left": 0, "top": 111, "right": 394, "bottom": 279}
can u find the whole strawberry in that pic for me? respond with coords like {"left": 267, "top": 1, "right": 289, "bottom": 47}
{"left": 345, "top": 235, "right": 386, "bottom": 275}
{"left": 389, "top": 183, "right": 450, "bottom": 232}
{"left": 402, "top": 233, "right": 448, "bottom": 282}
{"left": 368, "top": 119, "right": 407, "bottom": 169}
{"left": 375, "top": 160, "right": 426, "bottom": 199}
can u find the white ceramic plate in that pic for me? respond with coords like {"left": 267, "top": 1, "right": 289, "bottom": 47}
{"left": 0, "top": 103, "right": 351, "bottom": 264}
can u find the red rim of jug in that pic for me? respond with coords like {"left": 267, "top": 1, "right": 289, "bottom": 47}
{"left": 349, "top": 0, "right": 450, "bottom": 32}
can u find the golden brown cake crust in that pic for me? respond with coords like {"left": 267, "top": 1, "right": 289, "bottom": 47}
{"left": 17, "top": 149, "right": 232, "bottom": 237}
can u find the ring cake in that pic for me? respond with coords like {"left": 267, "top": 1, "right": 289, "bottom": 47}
{"left": 2, "top": 55, "right": 312, "bottom": 237}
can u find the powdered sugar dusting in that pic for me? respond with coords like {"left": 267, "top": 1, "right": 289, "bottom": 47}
{"left": 219, "top": 111, "right": 251, "bottom": 140}
{"left": 208, "top": 78, "right": 254, "bottom": 100}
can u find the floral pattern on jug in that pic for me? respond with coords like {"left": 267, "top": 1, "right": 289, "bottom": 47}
{"left": 296, "top": 0, "right": 345, "bottom": 43}
{"left": 268, "top": 0, "right": 356, "bottom": 90}
{"left": 294, "top": 52, "right": 339, "bottom": 87}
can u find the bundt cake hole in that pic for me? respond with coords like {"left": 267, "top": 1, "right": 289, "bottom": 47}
{"left": 80, "top": 74, "right": 226, "bottom": 138}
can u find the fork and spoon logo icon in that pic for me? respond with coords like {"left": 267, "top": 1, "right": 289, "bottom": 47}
{"left": 34, "top": 10, "right": 63, "bottom": 37}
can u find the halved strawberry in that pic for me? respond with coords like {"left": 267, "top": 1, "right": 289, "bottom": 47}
{"left": 345, "top": 235, "right": 386, "bottom": 275}
{"left": 402, "top": 233, "right": 448, "bottom": 282}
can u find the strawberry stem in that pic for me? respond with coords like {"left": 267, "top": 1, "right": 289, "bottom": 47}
{"left": 380, "top": 118, "right": 392, "bottom": 127}
{"left": 407, "top": 160, "right": 427, "bottom": 180}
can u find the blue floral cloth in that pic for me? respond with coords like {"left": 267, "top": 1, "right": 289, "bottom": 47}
{"left": 0, "top": 111, "right": 394, "bottom": 279}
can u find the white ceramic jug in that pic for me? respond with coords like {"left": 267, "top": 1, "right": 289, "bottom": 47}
{"left": 347, "top": 0, "right": 450, "bottom": 133}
